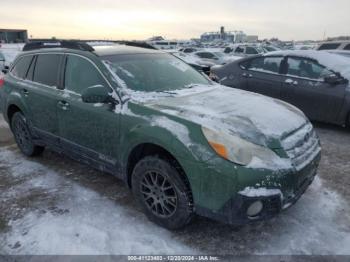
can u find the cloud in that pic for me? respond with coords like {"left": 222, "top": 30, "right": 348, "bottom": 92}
{"left": 0, "top": 0, "right": 349, "bottom": 40}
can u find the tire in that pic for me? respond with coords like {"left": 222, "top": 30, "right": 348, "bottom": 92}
{"left": 11, "top": 112, "right": 45, "bottom": 157}
{"left": 132, "top": 156, "right": 193, "bottom": 230}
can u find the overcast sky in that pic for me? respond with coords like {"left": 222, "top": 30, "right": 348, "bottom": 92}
{"left": 1, "top": 0, "right": 349, "bottom": 41}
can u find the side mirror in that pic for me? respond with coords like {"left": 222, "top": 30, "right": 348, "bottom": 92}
{"left": 81, "top": 85, "right": 116, "bottom": 104}
{"left": 324, "top": 74, "right": 344, "bottom": 85}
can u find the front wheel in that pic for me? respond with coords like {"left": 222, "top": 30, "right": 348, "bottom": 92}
{"left": 11, "top": 112, "right": 45, "bottom": 157}
{"left": 132, "top": 156, "right": 193, "bottom": 230}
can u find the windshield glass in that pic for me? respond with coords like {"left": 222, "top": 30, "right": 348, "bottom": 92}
{"left": 103, "top": 53, "right": 211, "bottom": 92}
{"left": 0, "top": 52, "right": 5, "bottom": 61}
{"left": 255, "top": 46, "right": 266, "bottom": 53}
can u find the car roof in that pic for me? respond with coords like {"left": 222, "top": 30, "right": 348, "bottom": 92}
{"left": 92, "top": 45, "right": 161, "bottom": 56}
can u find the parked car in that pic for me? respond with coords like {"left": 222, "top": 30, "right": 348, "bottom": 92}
{"left": 192, "top": 50, "right": 237, "bottom": 65}
{"left": 327, "top": 50, "right": 350, "bottom": 58}
{"left": 167, "top": 50, "right": 214, "bottom": 75}
{"left": 262, "top": 45, "right": 282, "bottom": 52}
{"left": 179, "top": 47, "right": 198, "bottom": 53}
{"left": 0, "top": 42, "right": 321, "bottom": 229}
{"left": 0, "top": 51, "right": 5, "bottom": 71}
{"left": 231, "top": 45, "right": 266, "bottom": 57}
{"left": 317, "top": 41, "right": 350, "bottom": 51}
{"left": 211, "top": 50, "right": 350, "bottom": 126}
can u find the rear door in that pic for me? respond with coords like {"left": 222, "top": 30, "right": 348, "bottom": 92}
{"left": 57, "top": 53, "right": 120, "bottom": 168}
{"left": 243, "top": 56, "right": 285, "bottom": 99}
{"left": 11, "top": 53, "right": 63, "bottom": 144}
{"left": 26, "top": 54, "right": 63, "bottom": 140}
{"left": 281, "top": 56, "right": 346, "bottom": 122}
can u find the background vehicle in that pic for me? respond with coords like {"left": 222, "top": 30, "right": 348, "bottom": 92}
{"left": 192, "top": 50, "right": 238, "bottom": 65}
{"left": 211, "top": 50, "right": 350, "bottom": 126}
{"left": 317, "top": 41, "right": 350, "bottom": 51}
{"left": 179, "top": 47, "right": 198, "bottom": 53}
{"left": 167, "top": 50, "right": 214, "bottom": 75}
{"left": 0, "top": 51, "right": 5, "bottom": 71}
{"left": 327, "top": 50, "right": 350, "bottom": 58}
{"left": 0, "top": 42, "right": 320, "bottom": 230}
{"left": 231, "top": 45, "right": 266, "bottom": 57}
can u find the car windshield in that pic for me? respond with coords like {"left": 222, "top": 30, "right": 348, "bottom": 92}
{"left": 102, "top": 53, "right": 211, "bottom": 92}
{"left": 0, "top": 52, "right": 5, "bottom": 61}
{"left": 255, "top": 46, "right": 266, "bottom": 53}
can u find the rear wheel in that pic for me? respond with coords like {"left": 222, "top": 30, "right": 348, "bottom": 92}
{"left": 11, "top": 112, "right": 45, "bottom": 157}
{"left": 132, "top": 156, "right": 193, "bottom": 230}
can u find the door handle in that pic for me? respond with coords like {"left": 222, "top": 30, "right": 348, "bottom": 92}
{"left": 58, "top": 100, "right": 70, "bottom": 110}
{"left": 242, "top": 73, "right": 253, "bottom": 78}
{"left": 22, "top": 89, "right": 29, "bottom": 95}
{"left": 285, "top": 79, "right": 298, "bottom": 86}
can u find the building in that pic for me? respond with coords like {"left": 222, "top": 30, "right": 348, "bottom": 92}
{"left": 245, "top": 35, "right": 259, "bottom": 43}
{"left": 200, "top": 27, "right": 247, "bottom": 43}
{"left": 0, "top": 29, "right": 28, "bottom": 43}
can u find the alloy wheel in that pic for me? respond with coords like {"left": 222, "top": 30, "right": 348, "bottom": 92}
{"left": 140, "top": 170, "right": 178, "bottom": 218}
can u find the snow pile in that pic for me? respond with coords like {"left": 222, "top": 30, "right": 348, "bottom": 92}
{"left": 0, "top": 147, "right": 195, "bottom": 255}
{"left": 259, "top": 176, "right": 350, "bottom": 255}
{"left": 267, "top": 50, "right": 350, "bottom": 81}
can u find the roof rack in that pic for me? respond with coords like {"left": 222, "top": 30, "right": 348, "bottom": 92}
{"left": 23, "top": 41, "right": 95, "bottom": 52}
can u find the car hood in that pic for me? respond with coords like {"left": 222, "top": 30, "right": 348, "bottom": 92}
{"left": 144, "top": 85, "right": 308, "bottom": 148}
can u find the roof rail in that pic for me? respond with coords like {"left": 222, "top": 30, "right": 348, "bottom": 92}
{"left": 23, "top": 41, "right": 95, "bottom": 52}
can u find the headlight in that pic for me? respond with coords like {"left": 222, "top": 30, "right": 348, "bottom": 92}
{"left": 201, "top": 126, "right": 279, "bottom": 166}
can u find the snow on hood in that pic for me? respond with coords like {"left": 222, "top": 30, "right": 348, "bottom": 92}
{"left": 144, "top": 85, "right": 307, "bottom": 147}
{"left": 266, "top": 50, "right": 350, "bottom": 81}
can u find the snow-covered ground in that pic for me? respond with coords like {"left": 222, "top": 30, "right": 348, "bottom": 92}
{"left": 0, "top": 115, "right": 349, "bottom": 255}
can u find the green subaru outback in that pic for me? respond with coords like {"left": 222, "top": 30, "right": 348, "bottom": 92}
{"left": 0, "top": 41, "right": 321, "bottom": 229}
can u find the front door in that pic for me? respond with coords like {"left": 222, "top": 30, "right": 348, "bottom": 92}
{"left": 281, "top": 56, "right": 346, "bottom": 123}
{"left": 57, "top": 54, "right": 120, "bottom": 167}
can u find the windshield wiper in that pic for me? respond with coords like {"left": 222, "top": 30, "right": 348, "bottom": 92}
{"left": 158, "top": 90, "right": 177, "bottom": 95}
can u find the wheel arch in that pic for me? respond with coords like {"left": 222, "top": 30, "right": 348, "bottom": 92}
{"left": 7, "top": 104, "right": 23, "bottom": 124}
{"left": 126, "top": 143, "right": 193, "bottom": 199}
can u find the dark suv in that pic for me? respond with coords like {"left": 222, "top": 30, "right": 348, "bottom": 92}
{"left": 0, "top": 42, "right": 321, "bottom": 229}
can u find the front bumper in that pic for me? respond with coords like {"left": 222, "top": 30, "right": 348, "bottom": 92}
{"left": 195, "top": 151, "right": 320, "bottom": 225}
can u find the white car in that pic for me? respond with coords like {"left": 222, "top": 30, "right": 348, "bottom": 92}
{"left": 192, "top": 50, "right": 239, "bottom": 65}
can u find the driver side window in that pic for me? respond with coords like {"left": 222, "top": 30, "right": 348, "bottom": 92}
{"left": 64, "top": 55, "right": 106, "bottom": 94}
{"left": 287, "top": 57, "right": 333, "bottom": 80}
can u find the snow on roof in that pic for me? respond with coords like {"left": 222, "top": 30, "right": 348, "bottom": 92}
{"left": 266, "top": 50, "right": 350, "bottom": 80}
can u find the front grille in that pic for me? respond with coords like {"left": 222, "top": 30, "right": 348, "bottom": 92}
{"left": 281, "top": 123, "right": 321, "bottom": 171}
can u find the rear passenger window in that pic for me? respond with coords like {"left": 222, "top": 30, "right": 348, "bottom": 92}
{"left": 344, "top": 44, "right": 350, "bottom": 51}
{"left": 247, "top": 57, "right": 283, "bottom": 74}
{"left": 64, "top": 55, "right": 106, "bottom": 94}
{"left": 33, "top": 54, "right": 61, "bottom": 87}
{"left": 11, "top": 56, "right": 33, "bottom": 79}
